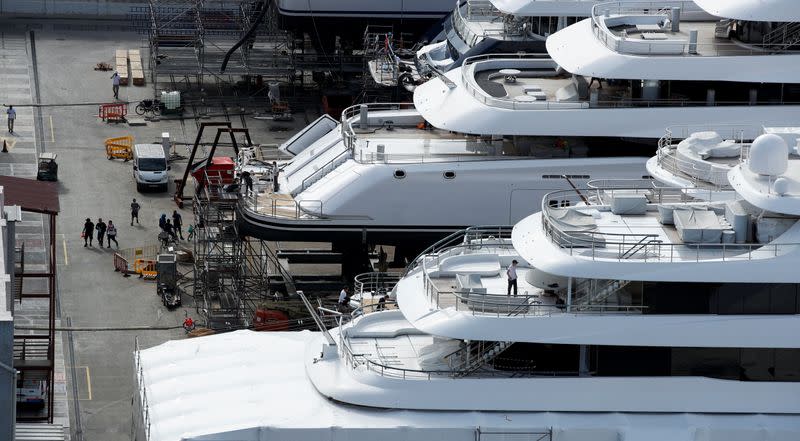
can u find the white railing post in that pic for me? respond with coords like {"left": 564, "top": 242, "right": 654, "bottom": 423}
{"left": 566, "top": 277, "right": 572, "bottom": 312}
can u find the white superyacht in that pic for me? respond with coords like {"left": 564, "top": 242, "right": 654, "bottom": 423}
{"left": 134, "top": 132, "right": 800, "bottom": 440}
{"left": 238, "top": 0, "right": 800, "bottom": 258}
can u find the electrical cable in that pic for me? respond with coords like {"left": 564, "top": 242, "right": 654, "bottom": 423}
{"left": 221, "top": 0, "right": 270, "bottom": 73}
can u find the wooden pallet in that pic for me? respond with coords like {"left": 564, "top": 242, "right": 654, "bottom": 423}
{"left": 115, "top": 49, "right": 129, "bottom": 86}
{"left": 129, "top": 49, "right": 144, "bottom": 86}
{"left": 118, "top": 67, "right": 129, "bottom": 86}
{"left": 131, "top": 70, "right": 145, "bottom": 86}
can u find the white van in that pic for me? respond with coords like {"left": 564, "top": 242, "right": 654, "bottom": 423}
{"left": 133, "top": 144, "right": 170, "bottom": 192}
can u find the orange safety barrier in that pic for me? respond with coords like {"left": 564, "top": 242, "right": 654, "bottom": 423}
{"left": 133, "top": 258, "right": 158, "bottom": 280}
{"left": 99, "top": 103, "right": 128, "bottom": 122}
{"left": 105, "top": 135, "right": 134, "bottom": 160}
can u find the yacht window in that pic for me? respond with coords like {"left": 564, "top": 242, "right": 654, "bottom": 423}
{"left": 443, "top": 171, "right": 456, "bottom": 179}
{"left": 393, "top": 169, "right": 406, "bottom": 179}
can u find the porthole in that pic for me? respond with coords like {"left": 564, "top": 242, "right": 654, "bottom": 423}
{"left": 443, "top": 171, "right": 456, "bottom": 180}
{"left": 394, "top": 169, "right": 406, "bottom": 179}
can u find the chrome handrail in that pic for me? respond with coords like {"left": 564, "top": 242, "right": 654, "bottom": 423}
{"left": 338, "top": 330, "right": 590, "bottom": 380}
{"left": 405, "top": 225, "right": 513, "bottom": 274}
{"left": 354, "top": 271, "right": 402, "bottom": 297}
{"left": 654, "top": 145, "right": 733, "bottom": 190}
{"left": 412, "top": 232, "right": 647, "bottom": 316}
{"left": 240, "top": 191, "right": 373, "bottom": 221}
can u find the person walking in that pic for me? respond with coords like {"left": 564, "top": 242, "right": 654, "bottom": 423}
{"left": 172, "top": 210, "right": 184, "bottom": 240}
{"left": 130, "top": 198, "right": 141, "bottom": 226}
{"left": 111, "top": 72, "right": 121, "bottom": 99}
{"left": 106, "top": 220, "right": 119, "bottom": 248}
{"left": 164, "top": 219, "right": 177, "bottom": 241}
{"left": 95, "top": 218, "right": 107, "bottom": 248}
{"left": 506, "top": 259, "right": 519, "bottom": 296}
{"left": 187, "top": 224, "right": 195, "bottom": 241}
{"left": 6, "top": 105, "right": 16, "bottom": 133}
{"left": 82, "top": 218, "right": 95, "bottom": 247}
{"left": 159, "top": 213, "right": 167, "bottom": 231}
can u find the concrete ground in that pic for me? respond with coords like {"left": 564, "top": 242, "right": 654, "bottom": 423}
{"left": 2, "top": 23, "right": 315, "bottom": 441}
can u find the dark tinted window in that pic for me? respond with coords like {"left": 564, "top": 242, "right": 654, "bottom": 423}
{"left": 139, "top": 158, "right": 167, "bottom": 171}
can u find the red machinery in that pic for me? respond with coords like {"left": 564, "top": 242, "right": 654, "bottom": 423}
{"left": 192, "top": 156, "right": 235, "bottom": 187}
{"left": 253, "top": 309, "right": 290, "bottom": 331}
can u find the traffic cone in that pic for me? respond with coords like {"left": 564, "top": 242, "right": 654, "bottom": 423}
{"left": 1, "top": 140, "right": 7, "bottom": 153}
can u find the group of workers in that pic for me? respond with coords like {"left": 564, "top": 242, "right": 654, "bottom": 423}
{"left": 239, "top": 161, "right": 280, "bottom": 196}
{"left": 159, "top": 210, "right": 187, "bottom": 242}
{"left": 82, "top": 218, "right": 119, "bottom": 248}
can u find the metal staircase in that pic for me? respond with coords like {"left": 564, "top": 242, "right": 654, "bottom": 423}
{"left": 572, "top": 279, "right": 631, "bottom": 311}
{"left": 445, "top": 340, "right": 512, "bottom": 377}
{"left": 763, "top": 22, "right": 800, "bottom": 49}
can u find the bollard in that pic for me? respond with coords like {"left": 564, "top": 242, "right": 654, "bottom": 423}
{"left": 1, "top": 140, "right": 6, "bottom": 153}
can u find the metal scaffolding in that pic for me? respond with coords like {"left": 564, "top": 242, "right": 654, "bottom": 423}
{"left": 130, "top": 0, "right": 367, "bottom": 104}
{"left": 131, "top": 0, "right": 294, "bottom": 96}
{"left": 188, "top": 125, "right": 294, "bottom": 330}
{"left": 358, "top": 26, "right": 416, "bottom": 103}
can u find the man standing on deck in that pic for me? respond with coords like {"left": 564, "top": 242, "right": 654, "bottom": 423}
{"left": 272, "top": 161, "right": 280, "bottom": 192}
{"left": 338, "top": 286, "right": 350, "bottom": 312}
{"left": 507, "top": 259, "right": 518, "bottom": 296}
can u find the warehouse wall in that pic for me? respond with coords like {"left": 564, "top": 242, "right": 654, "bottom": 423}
{"left": 0, "top": 1, "right": 235, "bottom": 18}
{"left": 0, "top": 1, "right": 144, "bottom": 17}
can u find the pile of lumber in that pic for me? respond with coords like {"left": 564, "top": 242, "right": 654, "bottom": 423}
{"left": 115, "top": 49, "right": 129, "bottom": 85}
{"left": 129, "top": 49, "right": 145, "bottom": 86}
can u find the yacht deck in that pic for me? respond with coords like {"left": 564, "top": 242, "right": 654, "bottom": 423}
{"left": 246, "top": 191, "right": 307, "bottom": 219}
{"left": 427, "top": 273, "right": 560, "bottom": 315}
{"left": 604, "top": 21, "right": 753, "bottom": 57}
{"left": 543, "top": 194, "right": 796, "bottom": 263}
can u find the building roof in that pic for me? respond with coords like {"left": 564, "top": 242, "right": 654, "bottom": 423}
{"left": 0, "top": 176, "right": 59, "bottom": 214}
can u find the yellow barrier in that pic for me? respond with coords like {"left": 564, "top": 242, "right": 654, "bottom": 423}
{"left": 133, "top": 258, "right": 158, "bottom": 280}
{"left": 105, "top": 135, "right": 134, "bottom": 161}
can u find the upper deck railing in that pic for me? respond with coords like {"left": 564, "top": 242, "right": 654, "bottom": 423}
{"left": 402, "top": 226, "right": 646, "bottom": 316}
{"left": 460, "top": 54, "right": 592, "bottom": 111}
{"left": 458, "top": 53, "right": 800, "bottom": 111}
{"left": 540, "top": 185, "right": 799, "bottom": 262}
{"left": 590, "top": 1, "right": 800, "bottom": 56}
{"left": 654, "top": 124, "right": 755, "bottom": 190}
{"left": 340, "top": 102, "right": 511, "bottom": 163}
{"left": 337, "top": 310, "right": 586, "bottom": 380}
{"left": 653, "top": 123, "right": 794, "bottom": 190}
{"left": 451, "top": 0, "right": 528, "bottom": 46}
